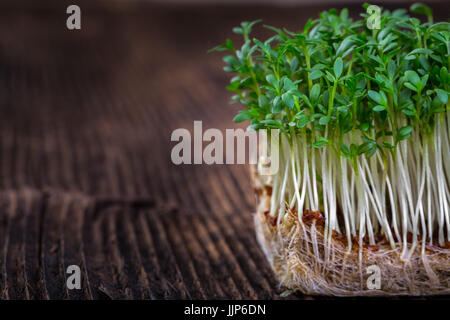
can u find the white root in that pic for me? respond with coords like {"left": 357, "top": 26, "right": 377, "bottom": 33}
{"left": 265, "top": 109, "right": 449, "bottom": 257}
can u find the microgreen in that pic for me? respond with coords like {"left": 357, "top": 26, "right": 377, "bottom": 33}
{"left": 211, "top": 3, "right": 450, "bottom": 252}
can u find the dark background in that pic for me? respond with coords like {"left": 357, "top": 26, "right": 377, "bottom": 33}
{"left": 0, "top": 0, "right": 448, "bottom": 299}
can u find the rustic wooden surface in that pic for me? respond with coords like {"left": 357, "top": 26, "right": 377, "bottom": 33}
{"left": 0, "top": 0, "right": 447, "bottom": 300}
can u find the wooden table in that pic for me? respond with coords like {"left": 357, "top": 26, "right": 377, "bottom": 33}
{"left": 0, "top": 0, "right": 446, "bottom": 299}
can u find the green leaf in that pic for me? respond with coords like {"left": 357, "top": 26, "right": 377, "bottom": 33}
{"left": 272, "top": 96, "right": 283, "bottom": 113}
{"left": 233, "top": 111, "right": 251, "bottom": 123}
{"left": 402, "top": 108, "right": 416, "bottom": 117}
{"left": 282, "top": 92, "right": 295, "bottom": 109}
{"left": 290, "top": 56, "right": 299, "bottom": 72}
{"left": 233, "top": 27, "right": 243, "bottom": 35}
{"left": 379, "top": 91, "right": 388, "bottom": 105}
{"left": 310, "top": 84, "right": 321, "bottom": 102}
{"left": 406, "top": 48, "right": 433, "bottom": 58}
{"left": 368, "top": 90, "right": 381, "bottom": 104}
{"left": 214, "top": 4, "right": 447, "bottom": 152}
{"left": 266, "top": 74, "right": 278, "bottom": 88}
{"left": 340, "top": 142, "right": 351, "bottom": 158}
{"left": 312, "top": 136, "right": 330, "bottom": 148}
{"left": 336, "top": 36, "right": 355, "bottom": 57}
{"left": 350, "top": 143, "right": 359, "bottom": 156}
{"left": 421, "top": 74, "right": 428, "bottom": 89}
{"left": 334, "top": 57, "right": 343, "bottom": 79}
{"left": 382, "top": 142, "right": 394, "bottom": 149}
{"left": 440, "top": 67, "right": 448, "bottom": 83}
{"left": 404, "top": 82, "right": 417, "bottom": 92}
{"left": 405, "top": 70, "right": 421, "bottom": 87}
{"left": 309, "top": 70, "right": 323, "bottom": 80}
{"left": 410, "top": 3, "right": 433, "bottom": 22}
{"left": 387, "top": 60, "right": 396, "bottom": 79}
{"left": 435, "top": 89, "right": 448, "bottom": 105}
{"left": 325, "top": 71, "right": 336, "bottom": 83}
{"left": 365, "top": 146, "right": 378, "bottom": 158}
{"left": 397, "top": 126, "right": 413, "bottom": 141}
{"left": 208, "top": 38, "right": 235, "bottom": 53}
{"left": 360, "top": 123, "right": 369, "bottom": 131}
{"left": 241, "top": 19, "right": 262, "bottom": 35}
{"left": 223, "top": 55, "right": 240, "bottom": 67}
{"left": 317, "top": 103, "right": 326, "bottom": 114}
{"left": 358, "top": 142, "right": 375, "bottom": 154}
{"left": 301, "top": 94, "right": 312, "bottom": 108}
{"left": 260, "top": 119, "right": 283, "bottom": 128}
{"left": 282, "top": 77, "right": 296, "bottom": 91}
{"left": 319, "top": 116, "right": 331, "bottom": 125}
{"left": 296, "top": 115, "right": 309, "bottom": 128}
{"left": 373, "top": 105, "right": 386, "bottom": 112}
{"left": 258, "top": 95, "right": 269, "bottom": 108}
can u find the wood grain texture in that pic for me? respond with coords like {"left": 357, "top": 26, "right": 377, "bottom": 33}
{"left": 0, "top": 0, "right": 447, "bottom": 299}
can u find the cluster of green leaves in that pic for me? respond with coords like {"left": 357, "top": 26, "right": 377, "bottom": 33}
{"left": 211, "top": 3, "right": 449, "bottom": 163}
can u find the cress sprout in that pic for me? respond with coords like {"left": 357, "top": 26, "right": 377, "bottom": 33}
{"left": 212, "top": 3, "right": 450, "bottom": 257}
